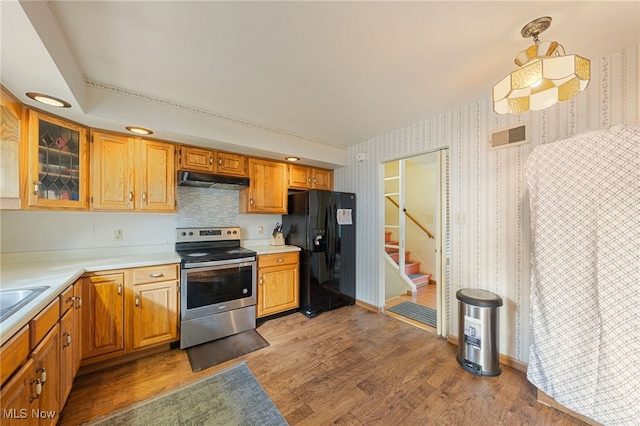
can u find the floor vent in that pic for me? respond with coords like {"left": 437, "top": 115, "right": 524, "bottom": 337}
{"left": 489, "top": 123, "right": 528, "bottom": 149}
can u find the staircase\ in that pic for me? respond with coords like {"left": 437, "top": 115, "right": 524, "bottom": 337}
{"left": 385, "top": 230, "right": 432, "bottom": 287}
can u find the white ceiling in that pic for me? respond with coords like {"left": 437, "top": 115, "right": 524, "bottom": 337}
{"left": 2, "top": 1, "right": 639, "bottom": 168}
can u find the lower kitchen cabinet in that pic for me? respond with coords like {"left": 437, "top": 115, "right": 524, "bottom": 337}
{"left": 129, "top": 265, "right": 179, "bottom": 350}
{"left": 81, "top": 272, "right": 125, "bottom": 361}
{"left": 81, "top": 264, "right": 179, "bottom": 366}
{"left": 1, "top": 284, "right": 82, "bottom": 425}
{"left": 59, "top": 308, "right": 74, "bottom": 406}
{"left": 1, "top": 263, "right": 177, "bottom": 422}
{"left": 257, "top": 252, "right": 300, "bottom": 318}
{"left": 72, "top": 282, "right": 83, "bottom": 377}
{"left": 59, "top": 281, "right": 82, "bottom": 408}
{"left": 31, "top": 325, "right": 60, "bottom": 426}
{"left": 0, "top": 359, "right": 35, "bottom": 426}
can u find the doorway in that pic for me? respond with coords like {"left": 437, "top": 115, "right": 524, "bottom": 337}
{"left": 383, "top": 149, "right": 449, "bottom": 337}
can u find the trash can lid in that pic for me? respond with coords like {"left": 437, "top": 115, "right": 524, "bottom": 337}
{"left": 456, "top": 288, "right": 503, "bottom": 308}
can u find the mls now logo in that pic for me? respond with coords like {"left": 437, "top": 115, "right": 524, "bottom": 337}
{"left": 3, "top": 409, "right": 56, "bottom": 420}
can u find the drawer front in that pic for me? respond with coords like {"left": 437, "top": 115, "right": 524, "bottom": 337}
{"left": 132, "top": 264, "right": 178, "bottom": 285}
{"left": 30, "top": 298, "right": 60, "bottom": 349}
{"left": 0, "top": 325, "right": 29, "bottom": 386}
{"left": 258, "top": 252, "right": 299, "bottom": 268}
{"left": 60, "top": 285, "right": 75, "bottom": 315}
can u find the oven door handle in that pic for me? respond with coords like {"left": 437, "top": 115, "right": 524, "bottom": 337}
{"left": 181, "top": 257, "right": 256, "bottom": 269}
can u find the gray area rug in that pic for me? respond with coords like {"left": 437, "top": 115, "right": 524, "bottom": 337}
{"left": 388, "top": 301, "right": 437, "bottom": 327}
{"left": 84, "top": 362, "right": 288, "bottom": 426}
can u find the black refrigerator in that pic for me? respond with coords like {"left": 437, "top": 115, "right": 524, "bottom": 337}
{"left": 283, "top": 190, "right": 356, "bottom": 318}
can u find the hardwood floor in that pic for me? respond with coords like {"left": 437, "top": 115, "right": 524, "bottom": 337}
{"left": 386, "top": 283, "right": 437, "bottom": 309}
{"left": 59, "top": 305, "right": 586, "bottom": 425}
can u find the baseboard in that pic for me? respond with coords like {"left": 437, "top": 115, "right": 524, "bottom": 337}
{"left": 78, "top": 343, "right": 173, "bottom": 376}
{"left": 355, "top": 299, "right": 383, "bottom": 313}
{"left": 537, "top": 390, "right": 602, "bottom": 426}
{"left": 446, "top": 335, "right": 528, "bottom": 373}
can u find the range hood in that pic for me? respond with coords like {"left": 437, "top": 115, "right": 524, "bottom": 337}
{"left": 177, "top": 171, "right": 249, "bottom": 190}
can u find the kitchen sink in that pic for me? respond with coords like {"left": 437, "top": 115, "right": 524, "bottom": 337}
{"left": 0, "top": 286, "right": 50, "bottom": 323}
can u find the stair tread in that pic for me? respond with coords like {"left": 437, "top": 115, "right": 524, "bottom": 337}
{"left": 408, "top": 273, "right": 431, "bottom": 278}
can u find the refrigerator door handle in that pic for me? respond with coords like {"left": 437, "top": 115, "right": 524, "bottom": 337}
{"left": 326, "top": 202, "right": 336, "bottom": 269}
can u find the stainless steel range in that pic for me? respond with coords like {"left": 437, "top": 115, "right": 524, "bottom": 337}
{"left": 176, "top": 227, "right": 257, "bottom": 349}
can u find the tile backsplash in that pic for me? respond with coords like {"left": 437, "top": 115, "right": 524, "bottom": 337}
{"left": 176, "top": 186, "right": 239, "bottom": 227}
{"left": 177, "top": 186, "right": 282, "bottom": 241}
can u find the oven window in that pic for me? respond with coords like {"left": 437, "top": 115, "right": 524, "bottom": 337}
{"left": 185, "top": 265, "right": 254, "bottom": 309}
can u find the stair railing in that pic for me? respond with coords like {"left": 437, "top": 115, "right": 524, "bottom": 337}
{"left": 385, "top": 196, "right": 435, "bottom": 240}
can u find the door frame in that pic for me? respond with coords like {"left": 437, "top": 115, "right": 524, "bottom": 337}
{"left": 380, "top": 148, "right": 450, "bottom": 337}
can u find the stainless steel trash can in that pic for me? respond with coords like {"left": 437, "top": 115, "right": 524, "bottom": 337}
{"left": 456, "top": 288, "right": 503, "bottom": 376}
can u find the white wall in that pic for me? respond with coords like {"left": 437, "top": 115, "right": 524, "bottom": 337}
{"left": 0, "top": 210, "right": 176, "bottom": 254}
{"left": 334, "top": 46, "right": 638, "bottom": 363}
{"left": 0, "top": 186, "right": 282, "bottom": 257}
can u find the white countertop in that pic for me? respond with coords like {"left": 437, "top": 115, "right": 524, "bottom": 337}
{"left": 0, "top": 251, "right": 180, "bottom": 346}
{"left": 247, "top": 244, "right": 301, "bottom": 255}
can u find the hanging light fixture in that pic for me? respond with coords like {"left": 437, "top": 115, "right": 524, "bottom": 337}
{"left": 493, "top": 17, "right": 590, "bottom": 114}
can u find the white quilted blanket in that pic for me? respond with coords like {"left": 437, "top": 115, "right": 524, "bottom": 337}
{"left": 524, "top": 125, "right": 640, "bottom": 425}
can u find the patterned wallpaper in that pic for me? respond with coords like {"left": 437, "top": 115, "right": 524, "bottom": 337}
{"left": 334, "top": 46, "right": 638, "bottom": 363}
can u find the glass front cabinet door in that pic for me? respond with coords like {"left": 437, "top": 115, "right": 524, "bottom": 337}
{"left": 27, "top": 110, "right": 89, "bottom": 209}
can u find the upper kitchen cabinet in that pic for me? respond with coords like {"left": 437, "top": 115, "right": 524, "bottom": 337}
{"left": 216, "top": 151, "right": 247, "bottom": 177}
{"left": 91, "top": 130, "right": 176, "bottom": 212}
{"left": 288, "top": 164, "right": 333, "bottom": 191}
{"left": 178, "top": 145, "right": 214, "bottom": 172}
{"left": 0, "top": 87, "right": 22, "bottom": 209}
{"left": 25, "top": 110, "right": 89, "bottom": 210}
{"left": 311, "top": 168, "right": 333, "bottom": 190}
{"left": 138, "top": 138, "right": 176, "bottom": 212}
{"left": 90, "top": 131, "right": 134, "bottom": 210}
{"left": 178, "top": 145, "right": 247, "bottom": 177}
{"left": 240, "top": 158, "right": 287, "bottom": 214}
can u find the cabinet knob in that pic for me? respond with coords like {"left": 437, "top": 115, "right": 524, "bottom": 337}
{"left": 128, "top": 192, "right": 133, "bottom": 202}
{"left": 37, "top": 367, "right": 46, "bottom": 385}
{"left": 218, "top": 158, "right": 222, "bottom": 166}
{"left": 277, "top": 258, "right": 284, "bottom": 262}
{"left": 33, "top": 181, "right": 40, "bottom": 195}
{"left": 76, "top": 296, "right": 82, "bottom": 309}
{"left": 142, "top": 192, "right": 147, "bottom": 203}
{"left": 135, "top": 294, "right": 140, "bottom": 307}
{"left": 149, "top": 273, "right": 164, "bottom": 278}
{"left": 259, "top": 278, "right": 263, "bottom": 286}
{"left": 63, "top": 332, "right": 72, "bottom": 347}
{"left": 117, "top": 283, "right": 122, "bottom": 295}
{"left": 30, "top": 379, "right": 42, "bottom": 401}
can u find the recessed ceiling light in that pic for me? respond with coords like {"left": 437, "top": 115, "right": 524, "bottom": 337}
{"left": 285, "top": 156, "right": 300, "bottom": 162}
{"left": 26, "top": 92, "right": 71, "bottom": 108}
{"left": 125, "top": 126, "right": 153, "bottom": 135}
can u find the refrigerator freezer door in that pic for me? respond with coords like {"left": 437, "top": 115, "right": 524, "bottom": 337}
{"left": 284, "top": 190, "right": 356, "bottom": 318}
